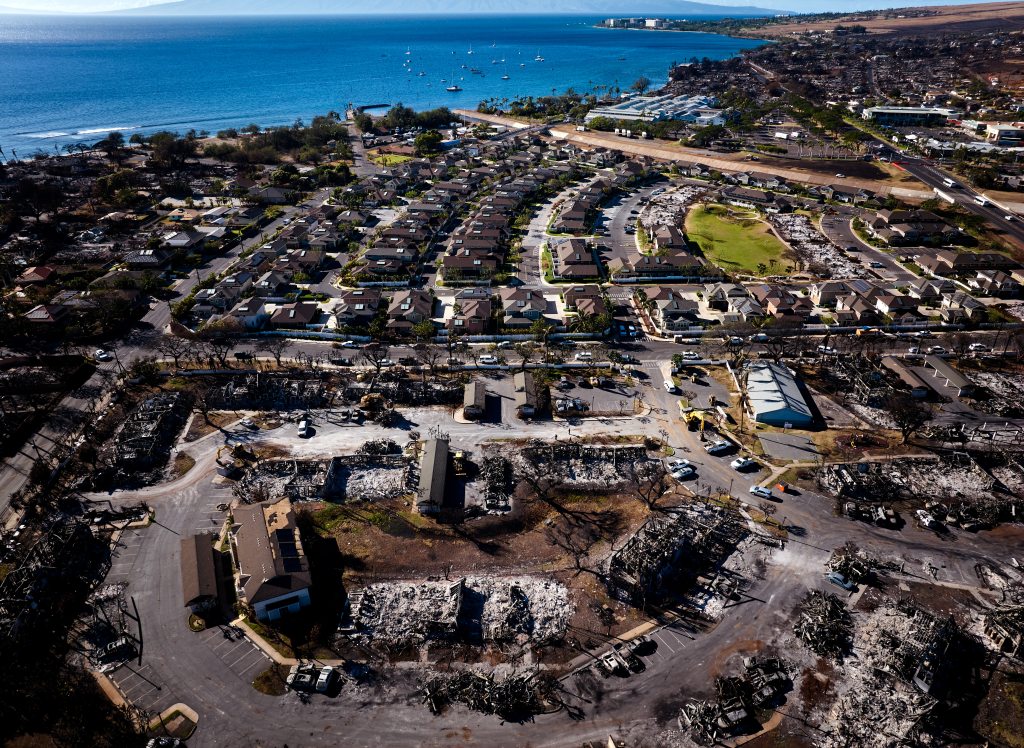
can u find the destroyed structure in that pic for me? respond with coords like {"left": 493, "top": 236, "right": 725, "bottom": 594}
{"left": 822, "top": 454, "right": 1016, "bottom": 527}
{"left": 606, "top": 504, "right": 744, "bottom": 606}
{"left": 345, "top": 576, "right": 571, "bottom": 648}
{"left": 984, "top": 601, "right": 1024, "bottom": 657}
{"left": 514, "top": 442, "right": 656, "bottom": 492}
{"left": 794, "top": 591, "right": 853, "bottom": 660}
{"left": 678, "top": 658, "right": 791, "bottom": 745}
{"left": 817, "top": 600, "right": 955, "bottom": 748}
{"left": 112, "top": 392, "right": 187, "bottom": 472}
{"left": 419, "top": 670, "right": 562, "bottom": 720}
{"left": 236, "top": 453, "right": 411, "bottom": 503}
{"left": 211, "top": 372, "right": 329, "bottom": 410}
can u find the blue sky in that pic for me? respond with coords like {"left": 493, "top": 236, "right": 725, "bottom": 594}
{"left": 0, "top": 0, "right": 1002, "bottom": 13}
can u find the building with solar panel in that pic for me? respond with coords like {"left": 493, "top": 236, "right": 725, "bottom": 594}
{"left": 231, "top": 498, "right": 312, "bottom": 622}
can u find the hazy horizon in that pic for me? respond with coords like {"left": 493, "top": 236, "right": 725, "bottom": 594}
{"left": 0, "top": 0, "right": 1011, "bottom": 15}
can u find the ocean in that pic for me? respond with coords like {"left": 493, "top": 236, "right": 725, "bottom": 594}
{"left": 0, "top": 14, "right": 764, "bottom": 156}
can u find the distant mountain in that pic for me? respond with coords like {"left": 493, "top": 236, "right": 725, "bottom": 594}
{"left": 118, "top": 0, "right": 788, "bottom": 16}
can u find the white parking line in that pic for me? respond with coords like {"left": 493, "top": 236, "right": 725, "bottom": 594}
{"left": 656, "top": 634, "right": 676, "bottom": 653}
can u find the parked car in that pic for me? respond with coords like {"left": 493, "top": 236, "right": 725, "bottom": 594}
{"left": 286, "top": 664, "right": 319, "bottom": 692}
{"left": 239, "top": 417, "right": 258, "bottom": 430}
{"left": 727, "top": 336, "right": 744, "bottom": 346}
{"left": 667, "top": 459, "right": 692, "bottom": 471}
{"left": 816, "top": 345, "right": 837, "bottom": 355}
{"left": 750, "top": 333, "right": 770, "bottom": 343}
{"left": 497, "top": 340, "right": 513, "bottom": 349}
{"left": 827, "top": 572, "right": 856, "bottom": 591}
{"left": 749, "top": 485, "right": 773, "bottom": 500}
{"left": 927, "top": 346, "right": 946, "bottom": 355}
{"left": 664, "top": 381, "right": 679, "bottom": 394}
{"left": 338, "top": 340, "right": 359, "bottom": 348}
{"left": 731, "top": 457, "right": 758, "bottom": 471}
{"left": 908, "top": 346, "right": 920, "bottom": 355}
{"left": 316, "top": 666, "right": 340, "bottom": 693}
{"left": 298, "top": 418, "right": 312, "bottom": 438}
{"left": 681, "top": 351, "right": 700, "bottom": 360}
{"left": 705, "top": 440, "right": 732, "bottom": 455}
{"left": 574, "top": 351, "right": 593, "bottom": 361}
{"left": 869, "top": 261, "right": 885, "bottom": 269}
{"left": 94, "top": 349, "right": 113, "bottom": 362}
{"left": 478, "top": 354, "right": 499, "bottom": 364}
{"left": 968, "top": 343, "right": 990, "bottom": 352}
{"left": 915, "top": 509, "right": 941, "bottom": 529}
{"left": 672, "top": 466, "right": 696, "bottom": 480}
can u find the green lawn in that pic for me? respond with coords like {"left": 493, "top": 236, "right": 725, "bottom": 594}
{"left": 369, "top": 151, "right": 414, "bottom": 167}
{"left": 685, "top": 204, "right": 795, "bottom": 276}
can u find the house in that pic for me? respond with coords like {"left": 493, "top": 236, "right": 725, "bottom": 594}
{"left": 333, "top": 288, "right": 381, "bottom": 327}
{"left": 448, "top": 295, "right": 492, "bottom": 335}
{"left": 387, "top": 289, "right": 434, "bottom": 333}
{"left": 23, "top": 304, "right": 69, "bottom": 325}
{"left": 513, "top": 371, "right": 539, "bottom": 418}
{"left": 651, "top": 225, "right": 688, "bottom": 251}
{"left": 609, "top": 250, "right": 706, "bottom": 280}
{"left": 231, "top": 498, "right": 311, "bottom": 622}
{"left": 822, "top": 184, "right": 874, "bottom": 204}
{"left": 873, "top": 292, "right": 918, "bottom": 317}
{"left": 909, "top": 277, "right": 955, "bottom": 302}
{"left": 225, "top": 299, "right": 269, "bottom": 330}
{"left": 16, "top": 266, "right": 56, "bottom": 285}
{"left": 969, "top": 269, "right": 1020, "bottom": 297}
{"left": 649, "top": 288, "right": 699, "bottom": 331}
{"left": 270, "top": 301, "right": 320, "bottom": 329}
{"left": 810, "top": 280, "right": 877, "bottom": 307}
{"left": 939, "top": 291, "right": 985, "bottom": 322}
{"left": 463, "top": 381, "right": 487, "bottom": 420}
{"left": 124, "top": 248, "right": 171, "bottom": 269}
{"left": 550, "top": 238, "right": 601, "bottom": 280}
{"left": 745, "top": 361, "right": 815, "bottom": 428}
{"left": 563, "top": 285, "right": 606, "bottom": 316}
{"left": 868, "top": 210, "right": 959, "bottom": 246}
{"left": 918, "top": 249, "right": 1019, "bottom": 276}
{"left": 705, "top": 283, "right": 750, "bottom": 311}
{"left": 417, "top": 438, "right": 449, "bottom": 515}
{"left": 721, "top": 186, "right": 776, "bottom": 210}
{"left": 500, "top": 288, "right": 547, "bottom": 328}
{"left": 181, "top": 533, "right": 224, "bottom": 613}
{"left": 251, "top": 271, "right": 292, "bottom": 298}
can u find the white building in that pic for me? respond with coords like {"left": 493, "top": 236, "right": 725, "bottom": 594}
{"left": 585, "top": 94, "right": 724, "bottom": 124}
{"left": 744, "top": 361, "right": 815, "bottom": 428}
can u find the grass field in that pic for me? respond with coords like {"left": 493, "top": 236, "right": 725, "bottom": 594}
{"left": 685, "top": 204, "right": 795, "bottom": 276}
{"left": 369, "top": 151, "right": 414, "bottom": 167}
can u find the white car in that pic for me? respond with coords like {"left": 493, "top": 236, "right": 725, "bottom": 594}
{"left": 574, "top": 351, "right": 593, "bottom": 361}
{"left": 478, "top": 354, "right": 499, "bottom": 364}
{"left": 339, "top": 340, "right": 359, "bottom": 348}
{"left": 749, "top": 485, "right": 773, "bottom": 500}
{"left": 705, "top": 440, "right": 731, "bottom": 454}
{"left": 927, "top": 346, "right": 946, "bottom": 355}
{"left": 681, "top": 351, "right": 700, "bottom": 360}
{"left": 664, "top": 381, "right": 679, "bottom": 394}
{"left": 968, "top": 343, "right": 989, "bottom": 352}
{"left": 672, "top": 466, "right": 696, "bottom": 480}
{"left": 667, "top": 459, "right": 692, "bottom": 471}
{"left": 834, "top": 173, "right": 846, "bottom": 178}
{"left": 94, "top": 349, "right": 113, "bottom": 362}
{"left": 915, "top": 509, "right": 940, "bottom": 529}
{"left": 816, "top": 345, "right": 837, "bottom": 355}
{"left": 731, "top": 457, "right": 758, "bottom": 471}
{"left": 908, "top": 346, "right": 920, "bottom": 355}
{"left": 315, "top": 666, "right": 339, "bottom": 693}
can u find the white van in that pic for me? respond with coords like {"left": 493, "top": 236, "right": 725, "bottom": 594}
{"left": 298, "top": 418, "right": 312, "bottom": 438}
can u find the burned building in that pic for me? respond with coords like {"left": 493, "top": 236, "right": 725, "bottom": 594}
{"left": 113, "top": 392, "right": 187, "bottom": 471}
{"left": 213, "top": 372, "right": 328, "bottom": 410}
{"left": 984, "top": 603, "right": 1024, "bottom": 657}
{"left": 606, "top": 505, "right": 744, "bottom": 606}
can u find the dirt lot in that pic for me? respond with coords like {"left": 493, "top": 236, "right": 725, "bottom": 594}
{"left": 975, "top": 668, "right": 1024, "bottom": 748}
{"left": 745, "top": 2, "right": 1024, "bottom": 38}
{"left": 310, "top": 486, "right": 652, "bottom": 584}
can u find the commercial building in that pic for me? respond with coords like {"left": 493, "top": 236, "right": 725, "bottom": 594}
{"left": 231, "top": 499, "right": 312, "bottom": 622}
{"left": 180, "top": 532, "right": 225, "bottom": 614}
{"left": 585, "top": 94, "right": 724, "bottom": 124}
{"left": 744, "top": 361, "right": 815, "bottom": 428}
{"left": 861, "top": 107, "right": 958, "bottom": 127}
{"left": 417, "top": 438, "right": 450, "bottom": 515}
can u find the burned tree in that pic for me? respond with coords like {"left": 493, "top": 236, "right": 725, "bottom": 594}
{"left": 884, "top": 393, "right": 932, "bottom": 445}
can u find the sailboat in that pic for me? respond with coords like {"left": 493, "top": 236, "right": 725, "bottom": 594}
{"left": 467, "top": 45, "right": 474, "bottom": 55}
{"left": 535, "top": 50, "right": 544, "bottom": 61}
{"left": 446, "top": 69, "right": 462, "bottom": 92}
{"left": 405, "top": 46, "right": 411, "bottom": 55}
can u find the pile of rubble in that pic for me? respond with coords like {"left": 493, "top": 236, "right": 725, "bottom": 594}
{"left": 794, "top": 591, "right": 853, "bottom": 660}
{"left": 678, "top": 658, "right": 791, "bottom": 746}
{"left": 984, "top": 597, "right": 1024, "bottom": 658}
{"left": 333, "top": 455, "right": 411, "bottom": 502}
{"left": 513, "top": 443, "right": 653, "bottom": 492}
{"left": 970, "top": 371, "right": 1024, "bottom": 417}
{"left": 770, "top": 214, "right": 862, "bottom": 278}
{"left": 821, "top": 455, "right": 1015, "bottom": 526}
{"left": 346, "top": 576, "right": 571, "bottom": 647}
{"left": 639, "top": 183, "right": 708, "bottom": 228}
{"left": 112, "top": 392, "right": 187, "bottom": 474}
{"left": 607, "top": 503, "right": 745, "bottom": 607}
{"left": 827, "top": 544, "right": 875, "bottom": 584}
{"left": 236, "top": 458, "right": 339, "bottom": 502}
{"left": 418, "top": 670, "right": 562, "bottom": 719}
{"left": 816, "top": 600, "right": 949, "bottom": 748}
{"left": 212, "top": 373, "right": 328, "bottom": 410}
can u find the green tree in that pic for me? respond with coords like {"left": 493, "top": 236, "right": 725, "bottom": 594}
{"left": 631, "top": 76, "right": 652, "bottom": 95}
{"left": 414, "top": 130, "right": 444, "bottom": 156}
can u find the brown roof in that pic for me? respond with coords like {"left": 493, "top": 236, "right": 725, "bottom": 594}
{"left": 234, "top": 499, "right": 311, "bottom": 605}
{"left": 181, "top": 533, "right": 221, "bottom": 607}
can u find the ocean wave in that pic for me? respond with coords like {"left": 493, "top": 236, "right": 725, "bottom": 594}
{"left": 75, "top": 125, "right": 140, "bottom": 135}
{"left": 21, "top": 131, "right": 72, "bottom": 139}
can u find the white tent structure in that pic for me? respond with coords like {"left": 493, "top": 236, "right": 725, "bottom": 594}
{"left": 744, "top": 361, "right": 814, "bottom": 428}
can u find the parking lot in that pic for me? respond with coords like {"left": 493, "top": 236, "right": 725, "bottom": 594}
{"left": 109, "top": 659, "right": 180, "bottom": 717}
{"left": 196, "top": 627, "right": 272, "bottom": 686}
{"left": 106, "top": 526, "right": 146, "bottom": 585}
